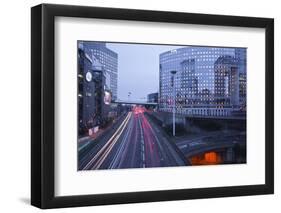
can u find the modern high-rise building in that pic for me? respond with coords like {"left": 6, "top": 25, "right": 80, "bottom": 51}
{"left": 78, "top": 45, "right": 102, "bottom": 135}
{"left": 147, "top": 92, "right": 158, "bottom": 103}
{"left": 180, "top": 59, "right": 198, "bottom": 99}
{"left": 235, "top": 48, "right": 247, "bottom": 107}
{"left": 214, "top": 56, "right": 239, "bottom": 107}
{"left": 159, "top": 46, "right": 246, "bottom": 117}
{"left": 80, "top": 41, "right": 118, "bottom": 100}
{"left": 78, "top": 42, "right": 113, "bottom": 136}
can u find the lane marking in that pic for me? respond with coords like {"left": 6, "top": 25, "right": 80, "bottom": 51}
{"left": 109, "top": 116, "right": 134, "bottom": 169}
{"left": 146, "top": 114, "right": 185, "bottom": 166}
{"left": 138, "top": 117, "right": 145, "bottom": 168}
{"left": 83, "top": 112, "right": 131, "bottom": 170}
{"left": 92, "top": 113, "right": 132, "bottom": 169}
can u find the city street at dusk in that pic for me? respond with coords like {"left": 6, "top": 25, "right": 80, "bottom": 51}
{"left": 79, "top": 107, "right": 187, "bottom": 170}
{"left": 78, "top": 41, "right": 247, "bottom": 170}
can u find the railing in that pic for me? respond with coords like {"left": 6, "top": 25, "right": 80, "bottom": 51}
{"left": 112, "top": 100, "right": 158, "bottom": 105}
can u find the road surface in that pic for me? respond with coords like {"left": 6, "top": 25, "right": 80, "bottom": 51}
{"left": 79, "top": 107, "right": 186, "bottom": 170}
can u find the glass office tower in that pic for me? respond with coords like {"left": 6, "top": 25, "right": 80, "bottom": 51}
{"left": 80, "top": 41, "right": 118, "bottom": 100}
{"left": 159, "top": 47, "right": 246, "bottom": 117}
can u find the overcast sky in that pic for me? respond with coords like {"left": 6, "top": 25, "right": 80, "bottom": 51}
{"left": 107, "top": 43, "right": 183, "bottom": 101}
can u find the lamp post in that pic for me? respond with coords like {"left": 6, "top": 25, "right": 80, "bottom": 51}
{"left": 170, "top": 70, "right": 177, "bottom": 136}
{"left": 128, "top": 92, "right": 131, "bottom": 102}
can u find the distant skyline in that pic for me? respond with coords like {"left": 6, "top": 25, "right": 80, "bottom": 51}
{"left": 107, "top": 42, "right": 184, "bottom": 101}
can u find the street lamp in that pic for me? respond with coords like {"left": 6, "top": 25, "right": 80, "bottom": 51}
{"left": 170, "top": 70, "right": 177, "bottom": 136}
{"left": 128, "top": 92, "right": 131, "bottom": 102}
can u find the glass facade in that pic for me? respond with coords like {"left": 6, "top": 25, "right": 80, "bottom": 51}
{"left": 147, "top": 92, "right": 158, "bottom": 103}
{"left": 159, "top": 47, "right": 246, "bottom": 116}
{"left": 80, "top": 41, "right": 118, "bottom": 100}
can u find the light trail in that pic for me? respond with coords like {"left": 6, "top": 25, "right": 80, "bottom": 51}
{"left": 82, "top": 112, "right": 132, "bottom": 170}
{"left": 108, "top": 115, "right": 134, "bottom": 169}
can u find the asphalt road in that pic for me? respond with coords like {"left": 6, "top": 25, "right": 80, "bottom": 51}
{"left": 78, "top": 107, "right": 186, "bottom": 170}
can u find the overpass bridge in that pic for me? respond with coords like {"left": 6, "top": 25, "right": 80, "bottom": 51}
{"left": 147, "top": 111, "right": 246, "bottom": 132}
{"left": 181, "top": 141, "right": 236, "bottom": 158}
{"left": 176, "top": 133, "right": 246, "bottom": 163}
{"left": 112, "top": 100, "right": 158, "bottom": 106}
{"left": 184, "top": 114, "right": 246, "bottom": 120}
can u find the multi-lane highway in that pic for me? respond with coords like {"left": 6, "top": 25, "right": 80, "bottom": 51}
{"left": 79, "top": 106, "right": 186, "bottom": 170}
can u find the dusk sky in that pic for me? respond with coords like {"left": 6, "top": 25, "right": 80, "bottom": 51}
{"left": 107, "top": 42, "right": 184, "bottom": 102}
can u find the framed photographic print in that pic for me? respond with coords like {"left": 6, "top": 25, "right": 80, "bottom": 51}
{"left": 31, "top": 3, "right": 274, "bottom": 209}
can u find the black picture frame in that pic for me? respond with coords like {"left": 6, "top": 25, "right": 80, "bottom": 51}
{"left": 31, "top": 3, "right": 274, "bottom": 209}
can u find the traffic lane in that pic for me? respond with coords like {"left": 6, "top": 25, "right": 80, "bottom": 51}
{"left": 79, "top": 112, "right": 131, "bottom": 170}
{"left": 79, "top": 107, "right": 186, "bottom": 170}
{"left": 117, "top": 110, "right": 185, "bottom": 168}
{"left": 144, "top": 113, "right": 186, "bottom": 167}
{"left": 139, "top": 112, "right": 161, "bottom": 167}
{"left": 78, "top": 112, "right": 129, "bottom": 170}
{"left": 90, "top": 112, "right": 132, "bottom": 170}
{"left": 111, "top": 112, "right": 142, "bottom": 169}
{"left": 106, "top": 115, "right": 135, "bottom": 169}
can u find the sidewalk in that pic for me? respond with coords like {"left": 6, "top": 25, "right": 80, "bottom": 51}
{"left": 78, "top": 114, "right": 128, "bottom": 151}
{"left": 78, "top": 125, "right": 109, "bottom": 150}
